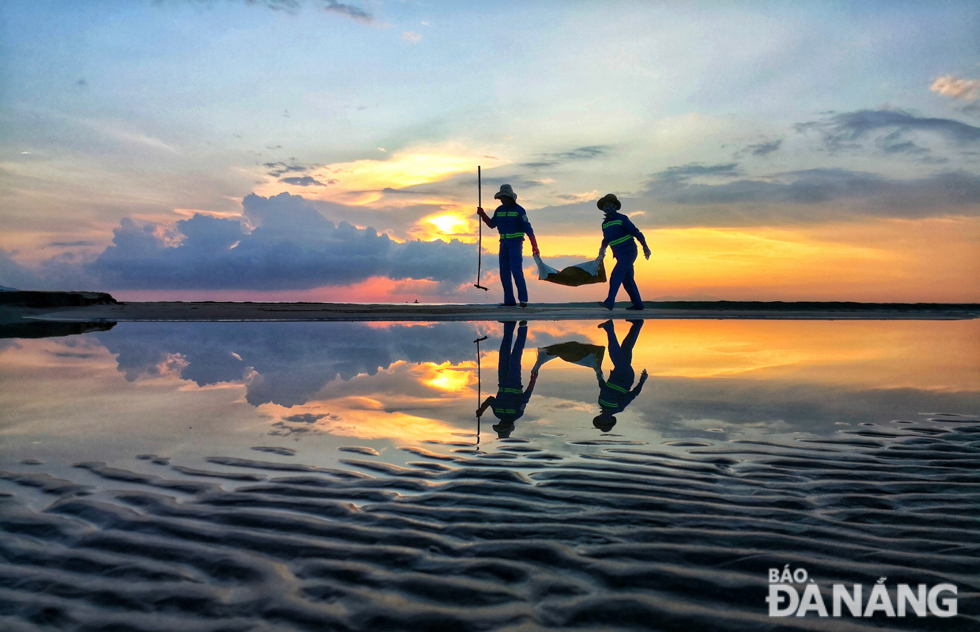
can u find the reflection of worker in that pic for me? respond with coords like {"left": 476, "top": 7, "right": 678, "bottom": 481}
{"left": 477, "top": 184, "right": 540, "bottom": 307}
{"left": 594, "top": 319, "right": 648, "bottom": 432}
{"left": 477, "top": 321, "right": 537, "bottom": 438}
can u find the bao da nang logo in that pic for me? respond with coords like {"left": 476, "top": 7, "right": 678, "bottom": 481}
{"left": 767, "top": 566, "right": 957, "bottom": 618}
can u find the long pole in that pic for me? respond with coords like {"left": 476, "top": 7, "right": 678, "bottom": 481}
{"left": 474, "top": 166, "right": 487, "bottom": 290}
{"left": 474, "top": 334, "right": 488, "bottom": 448}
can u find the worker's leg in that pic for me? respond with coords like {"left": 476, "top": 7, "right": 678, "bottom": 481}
{"left": 621, "top": 320, "right": 643, "bottom": 364}
{"left": 498, "top": 321, "right": 515, "bottom": 384}
{"left": 499, "top": 242, "right": 516, "bottom": 305}
{"left": 604, "top": 257, "right": 627, "bottom": 307}
{"left": 510, "top": 242, "right": 528, "bottom": 304}
{"left": 622, "top": 263, "right": 643, "bottom": 309}
{"left": 602, "top": 321, "right": 625, "bottom": 369}
{"left": 510, "top": 321, "right": 527, "bottom": 381}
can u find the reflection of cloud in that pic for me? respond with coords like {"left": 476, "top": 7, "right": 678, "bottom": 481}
{"left": 95, "top": 321, "right": 481, "bottom": 407}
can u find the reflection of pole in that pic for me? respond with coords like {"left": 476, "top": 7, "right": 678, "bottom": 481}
{"left": 474, "top": 335, "right": 488, "bottom": 448}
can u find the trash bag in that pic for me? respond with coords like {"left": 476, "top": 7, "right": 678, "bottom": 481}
{"left": 533, "top": 254, "right": 606, "bottom": 287}
{"left": 532, "top": 342, "right": 605, "bottom": 374}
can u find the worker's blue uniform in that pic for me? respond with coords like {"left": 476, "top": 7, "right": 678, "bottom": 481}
{"left": 597, "top": 320, "right": 647, "bottom": 414}
{"left": 483, "top": 204, "right": 535, "bottom": 305}
{"left": 600, "top": 211, "right": 649, "bottom": 309}
{"left": 478, "top": 322, "right": 537, "bottom": 437}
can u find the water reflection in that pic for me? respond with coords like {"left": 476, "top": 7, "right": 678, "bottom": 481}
{"left": 476, "top": 321, "right": 537, "bottom": 438}
{"left": 594, "top": 319, "right": 647, "bottom": 431}
{"left": 0, "top": 319, "right": 977, "bottom": 448}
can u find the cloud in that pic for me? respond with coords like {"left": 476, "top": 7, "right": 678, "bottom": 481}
{"left": 651, "top": 162, "right": 742, "bottom": 184}
{"left": 263, "top": 162, "right": 308, "bottom": 177}
{"left": 930, "top": 75, "right": 980, "bottom": 101}
{"left": 401, "top": 31, "right": 423, "bottom": 43}
{"left": 744, "top": 139, "right": 782, "bottom": 156}
{"left": 796, "top": 109, "right": 980, "bottom": 153}
{"left": 522, "top": 145, "right": 611, "bottom": 168}
{"left": 323, "top": 0, "right": 373, "bottom": 24}
{"left": 644, "top": 167, "right": 980, "bottom": 217}
{"left": 86, "top": 193, "right": 476, "bottom": 290}
{"left": 50, "top": 241, "right": 98, "bottom": 248}
{"left": 279, "top": 175, "right": 335, "bottom": 186}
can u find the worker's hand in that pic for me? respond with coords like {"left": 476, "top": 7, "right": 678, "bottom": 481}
{"left": 641, "top": 369, "right": 648, "bottom": 378}
{"left": 643, "top": 246, "right": 652, "bottom": 260}
{"left": 532, "top": 245, "right": 540, "bottom": 257}
{"left": 475, "top": 408, "right": 483, "bottom": 417}
{"left": 598, "top": 246, "right": 607, "bottom": 259}
{"left": 476, "top": 206, "right": 487, "bottom": 217}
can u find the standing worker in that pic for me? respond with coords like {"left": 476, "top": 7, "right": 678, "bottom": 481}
{"left": 596, "top": 194, "right": 651, "bottom": 310}
{"left": 477, "top": 184, "right": 540, "bottom": 307}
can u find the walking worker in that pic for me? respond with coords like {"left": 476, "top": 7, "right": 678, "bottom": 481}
{"left": 477, "top": 184, "right": 540, "bottom": 307}
{"left": 596, "top": 194, "right": 651, "bottom": 310}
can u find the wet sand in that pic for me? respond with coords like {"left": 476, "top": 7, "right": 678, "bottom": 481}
{"left": 9, "top": 299, "right": 980, "bottom": 323}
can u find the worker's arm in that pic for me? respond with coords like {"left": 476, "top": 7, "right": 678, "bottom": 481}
{"left": 477, "top": 207, "right": 497, "bottom": 229}
{"left": 521, "top": 213, "right": 540, "bottom": 256}
{"left": 476, "top": 395, "right": 494, "bottom": 417}
{"left": 623, "top": 216, "right": 652, "bottom": 259}
{"left": 523, "top": 371, "right": 538, "bottom": 399}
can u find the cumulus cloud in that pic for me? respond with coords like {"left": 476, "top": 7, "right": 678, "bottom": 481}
{"left": 85, "top": 193, "right": 474, "bottom": 290}
{"left": 930, "top": 75, "right": 980, "bottom": 101}
{"left": 401, "top": 31, "right": 423, "bottom": 43}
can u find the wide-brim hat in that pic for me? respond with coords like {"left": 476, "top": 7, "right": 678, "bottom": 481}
{"left": 593, "top": 413, "right": 617, "bottom": 432}
{"left": 597, "top": 193, "right": 621, "bottom": 211}
{"left": 494, "top": 184, "right": 517, "bottom": 201}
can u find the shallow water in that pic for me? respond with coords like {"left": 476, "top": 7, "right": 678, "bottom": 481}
{"left": 1, "top": 319, "right": 978, "bottom": 631}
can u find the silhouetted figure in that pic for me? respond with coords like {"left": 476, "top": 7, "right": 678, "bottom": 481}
{"left": 596, "top": 193, "right": 651, "bottom": 311}
{"left": 477, "top": 321, "right": 537, "bottom": 438}
{"left": 594, "top": 319, "right": 648, "bottom": 432}
{"left": 477, "top": 184, "right": 540, "bottom": 307}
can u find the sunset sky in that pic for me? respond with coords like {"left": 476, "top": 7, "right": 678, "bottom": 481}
{"left": 1, "top": 1, "right": 978, "bottom": 302}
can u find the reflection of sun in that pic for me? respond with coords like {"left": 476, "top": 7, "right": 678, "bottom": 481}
{"left": 421, "top": 364, "right": 473, "bottom": 393}
{"left": 427, "top": 214, "right": 469, "bottom": 235}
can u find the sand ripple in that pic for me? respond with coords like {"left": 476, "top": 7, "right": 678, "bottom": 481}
{"left": 1, "top": 421, "right": 978, "bottom": 631}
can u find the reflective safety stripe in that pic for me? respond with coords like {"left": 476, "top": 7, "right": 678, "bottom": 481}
{"left": 598, "top": 399, "right": 620, "bottom": 408}
{"left": 602, "top": 220, "right": 622, "bottom": 229}
{"left": 494, "top": 408, "right": 517, "bottom": 414}
{"left": 498, "top": 388, "right": 523, "bottom": 394}
{"left": 609, "top": 235, "right": 633, "bottom": 246}
{"left": 501, "top": 232, "right": 525, "bottom": 239}
{"left": 498, "top": 211, "right": 520, "bottom": 217}
{"left": 606, "top": 382, "right": 629, "bottom": 394}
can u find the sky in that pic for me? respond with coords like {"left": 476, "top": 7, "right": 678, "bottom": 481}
{"left": 1, "top": 0, "right": 978, "bottom": 302}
